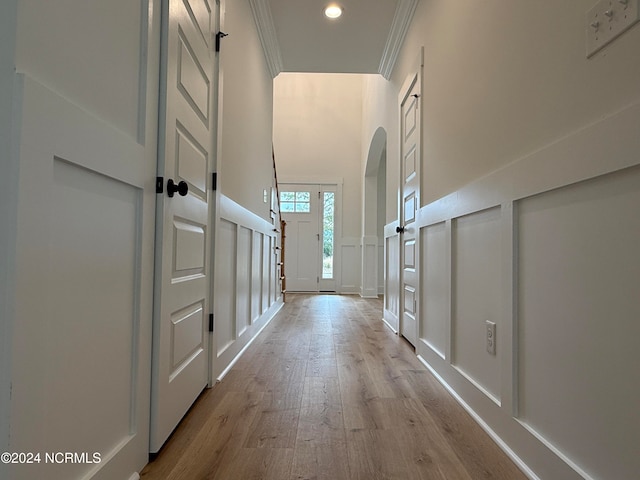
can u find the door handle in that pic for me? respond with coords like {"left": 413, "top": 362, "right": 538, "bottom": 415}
{"left": 396, "top": 226, "right": 405, "bottom": 234}
{"left": 167, "top": 179, "right": 188, "bottom": 197}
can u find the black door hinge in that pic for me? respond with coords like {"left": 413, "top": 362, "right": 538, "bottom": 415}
{"left": 208, "top": 313, "right": 214, "bottom": 332}
{"left": 156, "top": 177, "right": 164, "bottom": 194}
{"left": 211, "top": 172, "right": 217, "bottom": 191}
{"left": 215, "top": 32, "right": 228, "bottom": 52}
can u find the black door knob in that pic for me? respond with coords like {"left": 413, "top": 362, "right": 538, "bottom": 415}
{"left": 396, "top": 226, "right": 405, "bottom": 234}
{"left": 167, "top": 179, "right": 188, "bottom": 197}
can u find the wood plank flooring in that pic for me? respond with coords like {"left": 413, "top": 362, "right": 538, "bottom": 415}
{"left": 140, "top": 294, "right": 527, "bottom": 480}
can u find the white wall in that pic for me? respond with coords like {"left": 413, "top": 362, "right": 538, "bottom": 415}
{"left": 362, "top": 1, "right": 640, "bottom": 479}
{"left": 16, "top": 0, "right": 144, "bottom": 140}
{"left": 219, "top": 0, "right": 275, "bottom": 221}
{"left": 362, "top": 126, "right": 387, "bottom": 298}
{"left": 413, "top": 109, "right": 640, "bottom": 480}
{"left": 0, "top": 1, "right": 18, "bottom": 474}
{"left": 376, "top": 157, "right": 385, "bottom": 295}
{"left": 392, "top": 0, "right": 640, "bottom": 206}
{"left": 8, "top": 1, "right": 160, "bottom": 479}
{"left": 214, "top": 0, "right": 283, "bottom": 378}
{"left": 361, "top": 74, "right": 399, "bottom": 225}
{"left": 273, "top": 73, "right": 364, "bottom": 240}
{"left": 273, "top": 73, "right": 364, "bottom": 293}
{"left": 360, "top": 75, "right": 399, "bottom": 319}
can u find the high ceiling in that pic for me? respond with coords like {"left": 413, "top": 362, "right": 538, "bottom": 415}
{"left": 248, "top": 0, "right": 419, "bottom": 79}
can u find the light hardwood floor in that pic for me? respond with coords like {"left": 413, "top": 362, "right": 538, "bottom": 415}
{"left": 140, "top": 294, "right": 528, "bottom": 480}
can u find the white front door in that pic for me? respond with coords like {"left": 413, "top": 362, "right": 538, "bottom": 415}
{"left": 281, "top": 184, "right": 337, "bottom": 292}
{"left": 281, "top": 184, "right": 320, "bottom": 291}
{"left": 399, "top": 68, "right": 422, "bottom": 347}
{"left": 150, "top": 0, "right": 216, "bottom": 452}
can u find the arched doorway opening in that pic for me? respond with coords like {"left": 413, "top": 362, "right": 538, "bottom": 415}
{"left": 362, "top": 127, "right": 387, "bottom": 298}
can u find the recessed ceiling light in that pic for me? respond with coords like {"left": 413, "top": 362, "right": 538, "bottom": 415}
{"left": 324, "top": 4, "right": 343, "bottom": 19}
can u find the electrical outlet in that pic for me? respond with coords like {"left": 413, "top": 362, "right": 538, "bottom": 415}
{"left": 586, "top": 0, "right": 640, "bottom": 57}
{"left": 486, "top": 320, "right": 496, "bottom": 355}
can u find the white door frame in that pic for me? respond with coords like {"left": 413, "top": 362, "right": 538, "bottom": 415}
{"left": 150, "top": 0, "right": 219, "bottom": 452}
{"left": 208, "top": 0, "right": 224, "bottom": 387}
{"left": 281, "top": 183, "right": 322, "bottom": 292}
{"left": 279, "top": 177, "right": 343, "bottom": 293}
{"left": 398, "top": 49, "right": 423, "bottom": 347}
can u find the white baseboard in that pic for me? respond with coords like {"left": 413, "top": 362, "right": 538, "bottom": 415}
{"left": 216, "top": 298, "right": 284, "bottom": 382}
{"left": 382, "top": 317, "right": 398, "bottom": 334}
{"left": 417, "top": 355, "right": 539, "bottom": 480}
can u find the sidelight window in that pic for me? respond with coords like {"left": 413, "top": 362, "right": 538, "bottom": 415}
{"left": 322, "top": 191, "right": 334, "bottom": 279}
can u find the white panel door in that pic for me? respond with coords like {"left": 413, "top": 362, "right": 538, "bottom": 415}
{"left": 281, "top": 184, "right": 321, "bottom": 292}
{"left": 151, "top": 0, "right": 215, "bottom": 452}
{"left": 399, "top": 70, "right": 421, "bottom": 347}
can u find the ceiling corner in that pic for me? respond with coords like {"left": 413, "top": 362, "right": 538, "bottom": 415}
{"left": 249, "top": 0, "right": 283, "bottom": 78}
{"left": 378, "top": 0, "right": 419, "bottom": 80}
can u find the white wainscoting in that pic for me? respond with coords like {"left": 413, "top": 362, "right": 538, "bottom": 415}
{"left": 213, "top": 195, "right": 283, "bottom": 380}
{"left": 340, "top": 236, "right": 361, "bottom": 294}
{"left": 361, "top": 235, "right": 379, "bottom": 298}
{"left": 420, "top": 221, "right": 447, "bottom": 359}
{"left": 383, "top": 222, "right": 400, "bottom": 332}
{"left": 413, "top": 99, "right": 640, "bottom": 480}
{"left": 452, "top": 206, "right": 502, "bottom": 405}
{"left": 378, "top": 241, "right": 384, "bottom": 295}
{"left": 10, "top": 74, "right": 157, "bottom": 480}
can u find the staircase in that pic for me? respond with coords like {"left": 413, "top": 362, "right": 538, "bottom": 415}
{"left": 272, "top": 147, "right": 286, "bottom": 301}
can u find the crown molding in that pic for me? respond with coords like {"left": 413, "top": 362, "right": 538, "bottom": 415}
{"left": 249, "top": 0, "right": 283, "bottom": 78}
{"left": 378, "top": 0, "right": 419, "bottom": 80}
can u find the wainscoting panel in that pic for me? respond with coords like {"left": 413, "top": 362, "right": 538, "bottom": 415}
{"left": 517, "top": 166, "right": 640, "bottom": 480}
{"left": 419, "top": 221, "right": 447, "bottom": 358}
{"left": 251, "top": 231, "right": 263, "bottom": 323}
{"left": 383, "top": 224, "right": 400, "bottom": 332}
{"left": 262, "top": 233, "right": 270, "bottom": 314}
{"left": 362, "top": 235, "right": 378, "bottom": 298}
{"left": 452, "top": 207, "right": 502, "bottom": 403}
{"left": 50, "top": 158, "right": 141, "bottom": 474}
{"left": 412, "top": 100, "right": 640, "bottom": 480}
{"left": 214, "top": 196, "right": 283, "bottom": 379}
{"left": 378, "top": 243, "right": 384, "bottom": 295}
{"left": 236, "top": 226, "right": 252, "bottom": 338}
{"left": 11, "top": 74, "right": 156, "bottom": 480}
{"left": 270, "top": 235, "right": 277, "bottom": 305}
{"left": 340, "top": 237, "right": 360, "bottom": 294}
{"left": 216, "top": 219, "right": 237, "bottom": 356}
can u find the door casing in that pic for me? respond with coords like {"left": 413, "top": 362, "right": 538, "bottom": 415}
{"left": 150, "top": 0, "right": 219, "bottom": 453}
{"left": 398, "top": 49, "right": 423, "bottom": 347}
{"left": 280, "top": 179, "right": 342, "bottom": 293}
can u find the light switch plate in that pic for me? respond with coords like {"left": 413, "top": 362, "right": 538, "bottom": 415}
{"left": 587, "top": 0, "right": 640, "bottom": 57}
